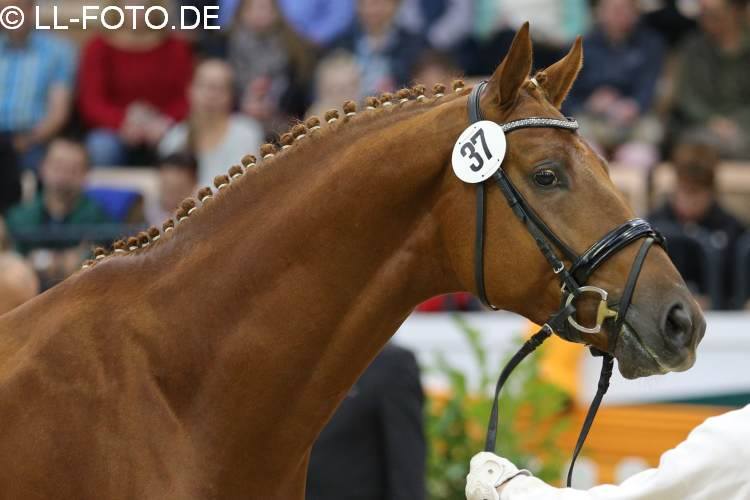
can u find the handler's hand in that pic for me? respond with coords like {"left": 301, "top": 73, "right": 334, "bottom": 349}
{"left": 465, "top": 452, "right": 530, "bottom": 500}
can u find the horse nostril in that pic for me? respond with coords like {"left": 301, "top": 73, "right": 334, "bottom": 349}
{"left": 663, "top": 302, "right": 693, "bottom": 348}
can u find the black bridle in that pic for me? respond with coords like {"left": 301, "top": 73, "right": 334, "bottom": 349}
{"left": 467, "top": 81, "right": 665, "bottom": 486}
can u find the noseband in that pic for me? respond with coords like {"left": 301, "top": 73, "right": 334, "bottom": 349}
{"left": 466, "top": 81, "right": 665, "bottom": 486}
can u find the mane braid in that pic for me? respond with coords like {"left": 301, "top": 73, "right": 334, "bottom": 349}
{"left": 242, "top": 154, "right": 257, "bottom": 167}
{"left": 324, "top": 109, "right": 340, "bottom": 123}
{"left": 137, "top": 232, "right": 150, "bottom": 248}
{"left": 364, "top": 96, "right": 380, "bottom": 110}
{"left": 305, "top": 116, "right": 321, "bottom": 131}
{"left": 113, "top": 239, "right": 127, "bottom": 254}
{"left": 343, "top": 100, "right": 357, "bottom": 117}
{"left": 279, "top": 133, "right": 294, "bottom": 150}
{"left": 198, "top": 187, "right": 213, "bottom": 202}
{"left": 78, "top": 81, "right": 461, "bottom": 271}
{"left": 214, "top": 174, "right": 230, "bottom": 190}
{"left": 228, "top": 165, "right": 244, "bottom": 179}
{"left": 291, "top": 124, "right": 307, "bottom": 140}
{"left": 380, "top": 92, "right": 394, "bottom": 107}
{"left": 148, "top": 226, "right": 161, "bottom": 241}
{"left": 260, "top": 143, "right": 278, "bottom": 159}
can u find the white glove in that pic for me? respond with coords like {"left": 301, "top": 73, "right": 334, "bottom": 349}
{"left": 465, "top": 452, "right": 531, "bottom": 500}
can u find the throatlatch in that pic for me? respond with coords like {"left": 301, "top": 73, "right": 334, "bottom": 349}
{"left": 462, "top": 81, "right": 664, "bottom": 487}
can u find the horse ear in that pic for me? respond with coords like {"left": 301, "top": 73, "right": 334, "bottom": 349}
{"left": 539, "top": 36, "right": 583, "bottom": 108}
{"left": 487, "top": 22, "right": 533, "bottom": 109}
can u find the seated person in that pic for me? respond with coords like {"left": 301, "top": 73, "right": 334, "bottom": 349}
{"left": 146, "top": 153, "right": 199, "bottom": 227}
{"left": 648, "top": 141, "right": 746, "bottom": 309}
{"left": 306, "top": 50, "right": 361, "bottom": 119}
{"left": 331, "top": 0, "right": 428, "bottom": 96}
{"left": 5, "top": 137, "right": 111, "bottom": 287}
{"left": 396, "top": 0, "right": 473, "bottom": 51}
{"left": 566, "top": 0, "right": 666, "bottom": 169}
{"left": 0, "top": 251, "right": 39, "bottom": 315}
{"left": 411, "top": 50, "right": 460, "bottom": 90}
{"left": 229, "top": 0, "right": 316, "bottom": 131}
{"left": 159, "top": 59, "right": 264, "bottom": 187}
{"left": 77, "top": 0, "right": 194, "bottom": 166}
{"left": 464, "top": 0, "right": 589, "bottom": 74}
{"left": 0, "top": 0, "right": 76, "bottom": 171}
{"left": 671, "top": 0, "right": 750, "bottom": 159}
{"left": 306, "top": 344, "right": 426, "bottom": 500}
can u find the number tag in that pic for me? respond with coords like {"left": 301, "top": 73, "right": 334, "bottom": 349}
{"left": 451, "top": 121, "right": 506, "bottom": 184}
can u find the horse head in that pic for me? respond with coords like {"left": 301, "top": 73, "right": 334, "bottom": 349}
{"left": 441, "top": 24, "right": 704, "bottom": 379}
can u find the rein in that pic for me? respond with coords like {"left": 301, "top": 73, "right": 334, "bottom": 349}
{"left": 466, "top": 81, "right": 665, "bottom": 486}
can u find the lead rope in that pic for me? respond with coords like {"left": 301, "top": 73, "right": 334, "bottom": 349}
{"left": 484, "top": 305, "right": 574, "bottom": 453}
{"left": 563, "top": 238, "right": 656, "bottom": 487}
{"left": 484, "top": 238, "right": 655, "bottom": 487}
{"left": 566, "top": 351, "right": 613, "bottom": 486}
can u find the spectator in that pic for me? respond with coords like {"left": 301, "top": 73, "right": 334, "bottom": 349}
{"left": 306, "top": 50, "right": 361, "bottom": 119}
{"left": 146, "top": 153, "right": 199, "bottom": 227}
{"left": 306, "top": 344, "right": 426, "bottom": 500}
{"left": 219, "top": 0, "right": 355, "bottom": 47}
{"left": 648, "top": 141, "right": 746, "bottom": 309}
{"left": 411, "top": 50, "right": 460, "bottom": 89}
{"left": 5, "top": 137, "right": 111, "bottom": 286}
{"left": 277, "top": 0, "right": 355, "bottom": 47}
{"left": 77, "top": 0, "right": 194, "bottom": 166}
{"left": 641, "top": 0, "right": 699, "bottom": 47}
{"left": 159, "top": 59, "right": 264, "bottom": 187}
{"left": 332, "top": 0, "right": 428, "bottom": 97}
{"left": 397, "top": 0, "right": 473, "bottom": 51}
{"left": 567, "top": 0, "right": 666, "bottom": 170}
{"left": 0, "top": 0, "right": 76, "bottom": 172}
{"left": 0, "top": 252, "right": 39, "bottom": 315}
{"left": 464, "top": 0, "right": 589, "bottom": 73}
{"left": 229, "top": 0, "right": 316, "bottom": 131}
{"left": 671, "top": 0, "right": 750, "bottom": 158}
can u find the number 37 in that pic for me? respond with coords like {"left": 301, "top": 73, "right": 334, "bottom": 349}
{"left": 460, "top": 129, "right": 493, "bottom": 172}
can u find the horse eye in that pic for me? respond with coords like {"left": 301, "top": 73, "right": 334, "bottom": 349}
{"left": 534, "top": 169, "right": 558, "bottom": 187}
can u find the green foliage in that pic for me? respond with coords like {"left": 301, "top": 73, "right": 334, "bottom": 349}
{"left": 424, "top": 316, "right": 571, "bottom": 500}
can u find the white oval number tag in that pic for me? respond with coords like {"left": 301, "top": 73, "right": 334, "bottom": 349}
{"left": 451, "top": 120, "right": 506, "bottom": 184}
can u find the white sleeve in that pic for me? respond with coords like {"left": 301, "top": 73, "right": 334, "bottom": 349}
{"left": 500, "top": 406, "right": 750, "bottom": 500}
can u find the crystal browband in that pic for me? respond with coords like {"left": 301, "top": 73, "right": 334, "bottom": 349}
{"left": 502, "top": 117, "right": 579, "bottom": 134}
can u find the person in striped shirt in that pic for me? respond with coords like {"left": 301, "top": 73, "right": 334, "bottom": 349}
{"left": 0, "top": 0, "right": 76, "bottom": 172}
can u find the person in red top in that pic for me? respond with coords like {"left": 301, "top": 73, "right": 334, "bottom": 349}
{"left": 77, "top": 0, "right": 194, "bottom": 166}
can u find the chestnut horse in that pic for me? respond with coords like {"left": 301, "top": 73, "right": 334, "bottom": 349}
{"left": 0, "top": 25, "right": 703, "bottom": 499}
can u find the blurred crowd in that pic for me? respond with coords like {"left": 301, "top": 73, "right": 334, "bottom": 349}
{"left": 2, "top": 0, "right": 750, "bottom": 310}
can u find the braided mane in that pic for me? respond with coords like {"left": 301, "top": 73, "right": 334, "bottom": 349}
{"left": 81, "top": 80, "right": 469, "bottom": 270}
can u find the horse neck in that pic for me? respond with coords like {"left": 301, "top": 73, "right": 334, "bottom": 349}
{"left": 132, "top": 98, "right": 469, "bottom": 491}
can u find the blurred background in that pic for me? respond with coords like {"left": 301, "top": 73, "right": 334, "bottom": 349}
{"left": 1, "top": 0, "right": 750, "bottom": 497}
